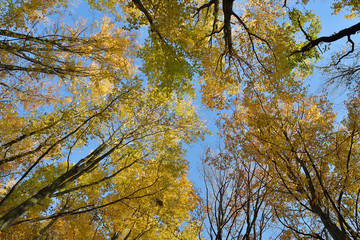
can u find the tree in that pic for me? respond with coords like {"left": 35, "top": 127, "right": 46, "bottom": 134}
{"left": 0, "top": 0, "right": 205, "bottom": 238}
{"left": 215, "top": 77, "right": 360, "bottom": 239}
{"left": 194, "top": 1, "right": 360, "bottom": 239}
{"left": 201, "top": 147, "right": 272, "bottom": 240}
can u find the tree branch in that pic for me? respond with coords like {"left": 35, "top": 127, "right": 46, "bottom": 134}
{"left": 292, "top": 22, "right": 360, "bottom": 54}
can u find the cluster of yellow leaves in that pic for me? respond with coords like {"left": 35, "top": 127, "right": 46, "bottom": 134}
{"left": 332, "top": 0, "right": 360, "bottom": 19}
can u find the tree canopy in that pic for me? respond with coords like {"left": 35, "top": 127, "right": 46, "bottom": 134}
{"left": 1, "top": 0, "right": 360, "bottom": 239}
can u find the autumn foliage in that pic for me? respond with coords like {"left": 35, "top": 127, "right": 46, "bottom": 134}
{"left": 0, "top": 0, "right": 204, "bottom": 238}
{"left": 1, "top": 0, "right": 360, "bottom": 239}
